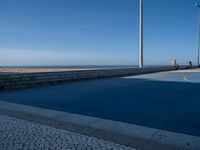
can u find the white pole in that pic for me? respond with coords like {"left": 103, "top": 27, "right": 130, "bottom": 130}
{"left": 196, "top": 4, "right": 200, "bottom": 66}
{"left": 139, "top": 0, "right": 143, "bottom": 68}
{"left": 197, "top": 6, "right": 200, "bottom": 66}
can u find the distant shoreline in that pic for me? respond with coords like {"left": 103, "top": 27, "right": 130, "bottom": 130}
{"left": 0, "top": 65, "right": 169, "bottom": 74}
{"left": 0, "top": 65, "right": 168, "bottom": 69}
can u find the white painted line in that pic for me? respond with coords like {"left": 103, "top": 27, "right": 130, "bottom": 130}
{"left": 183, "top": 76, "right": 194, "bottom": 83}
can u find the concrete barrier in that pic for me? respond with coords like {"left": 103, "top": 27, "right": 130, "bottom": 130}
{"left": 0, "top": 66, "right": 190, "bottom": 90}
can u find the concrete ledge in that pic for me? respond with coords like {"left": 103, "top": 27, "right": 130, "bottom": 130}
{"left": 0, "top": 66, "right": 182, "bottom": 90}
{"left": 0, "top": 101, "right": 199, "bottom": 150}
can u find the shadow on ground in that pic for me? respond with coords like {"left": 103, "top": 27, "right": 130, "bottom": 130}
{"left": 0, "top": 77, "right": 200, "bottom": 136}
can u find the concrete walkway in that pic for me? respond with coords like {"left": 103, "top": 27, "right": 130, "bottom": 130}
{"left": 0, "top": 101, "right": 198, "bottom": 150}
{"left": 1, "top": 68, "right": 200, "bottom": 150}
{"left": 0, "top": 114, "right": 136, "bottom": 150}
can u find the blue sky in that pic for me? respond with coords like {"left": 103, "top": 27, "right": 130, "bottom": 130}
{"left": 0, "top": 0, "right": 199, "bottom": 66}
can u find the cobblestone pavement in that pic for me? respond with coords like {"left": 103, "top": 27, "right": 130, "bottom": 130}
{"left": 0, "top": 114, "right": 136, "bottom": 150}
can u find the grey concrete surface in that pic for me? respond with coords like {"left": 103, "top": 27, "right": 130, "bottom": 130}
{"left": 1, "top": 68, "right": 200, "bottom": 150}
{"left": 0, "top": 101, "right": 199, "bottom": 150}
{"left": 1, "top": 68, "right": 200, "bottom": 136}
{"left": 0, "top": 114, "right": 136, "bottom": 150}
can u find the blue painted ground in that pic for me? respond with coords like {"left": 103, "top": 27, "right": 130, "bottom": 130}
{"left": 0, "top": 69, "right": 200, "bottom": 136}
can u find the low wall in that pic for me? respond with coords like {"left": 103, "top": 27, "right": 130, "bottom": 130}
{"left": 0, "top": 66, "right": 186, "bottom": 90}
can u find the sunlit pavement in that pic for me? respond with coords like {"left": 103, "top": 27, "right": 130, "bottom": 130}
{"left": 126, "top": 68, "right": 200, "bottom": 83}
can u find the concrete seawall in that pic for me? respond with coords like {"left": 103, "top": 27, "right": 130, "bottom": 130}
{"left": 0, "top": 66, "right": 188, "bottom": 90}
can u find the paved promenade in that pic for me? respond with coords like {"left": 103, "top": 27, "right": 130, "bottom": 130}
{"left": 0, "top": 114, "right": 136, "bottom": 150}
{"left": 1, "top": 68, "right": 200, "bottom": 136}
{"left": 1, "top": 68, "right": 200, "bottom": 150}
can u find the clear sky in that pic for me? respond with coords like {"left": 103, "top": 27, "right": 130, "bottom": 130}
{"left": 0, "top": 0, "right": 199, "bottom": 66}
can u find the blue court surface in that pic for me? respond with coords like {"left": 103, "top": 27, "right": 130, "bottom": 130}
{"left": 0, "top": 69, "right": 200, "bottom": 136}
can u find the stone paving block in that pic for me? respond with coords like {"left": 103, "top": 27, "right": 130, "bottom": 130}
{"left": 0, "top": 114, "right": 137, "bottom": 150}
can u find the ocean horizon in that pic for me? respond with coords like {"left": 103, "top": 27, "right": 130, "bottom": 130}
{"left": 0, "top": 65, "right": 169, "bottom": 69}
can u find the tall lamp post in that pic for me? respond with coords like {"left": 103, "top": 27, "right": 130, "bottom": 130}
{"left": 196, "top": 4, "right": 200, "bottom": 66}
{"left": 139, "top": 0, "right": 143, "bottom": 68}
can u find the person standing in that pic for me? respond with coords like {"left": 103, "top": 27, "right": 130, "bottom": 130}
{"left": 172, "top": 58, "right": 179, "bottom": 69}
